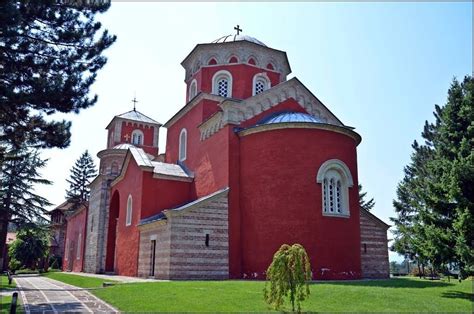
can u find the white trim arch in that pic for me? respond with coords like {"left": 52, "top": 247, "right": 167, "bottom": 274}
{"left": 126, "top": 194, "right": 133, "bottom": 226}
{"left": 131, "top": 129, "right": 144, "bottom": 145}
{"left": 252, "top": 73, "right": 271, "bottom": 96}
{"left": 316, "top": 159, "right": 353, "bottom": 217}
{"left": 188, "top": 79, "right": 197, "bottom": 101}
{"left": 212, "top": 70, "right": 232, "bottom": 98}
{"left": 179, "top": 128, "right": 187, "bottom": 161}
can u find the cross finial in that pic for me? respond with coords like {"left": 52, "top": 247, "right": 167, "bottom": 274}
{"left": 131, "top": 94, "right": 138, "bottom": 111}
{"left": 234, "top": 25, "right": 242, "bottom": 35}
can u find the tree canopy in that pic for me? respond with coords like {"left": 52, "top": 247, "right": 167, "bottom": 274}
{"left": 65, "top": 150, "right": 97, "bottom": 203}
{"left": 391, "top": 76, "right": 473, "bottom": 279}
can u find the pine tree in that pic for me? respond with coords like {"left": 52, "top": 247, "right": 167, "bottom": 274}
{"left": 0, "top": 0, "right": 116, "bottom": 150}
{"left": 391, "top": 76, "right": 473, "bottom": 279}
{"left": 359, "top": 183, "right": 375, "bottom": 211}
{"left": 0, "top": 148, "right": 51, "bottom": 270}
{"left": 65, "top": 150, "right": 97, "bottom": 203}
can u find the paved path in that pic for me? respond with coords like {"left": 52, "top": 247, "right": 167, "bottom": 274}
{"left": 66, "top": 271, "right": 161, "bottom": 283}
{"left": 15, "top": 275, "right": 118, "bottom": 313}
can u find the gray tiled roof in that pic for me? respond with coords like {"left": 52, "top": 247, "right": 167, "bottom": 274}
{"left": 116, "top": 110, "right": 161, "bottom": 125}
{"left": 151, "top": 161, "right": 192, "bottom": 178}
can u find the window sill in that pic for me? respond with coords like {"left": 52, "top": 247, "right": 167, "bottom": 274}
{"left": 322, "top": 212, "right": 350, "bottom": 218}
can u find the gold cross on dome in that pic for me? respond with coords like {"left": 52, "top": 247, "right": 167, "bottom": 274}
{"left": 124, "top": 133, "right": 130, "bottom": 142}
{"left": 234, "top": 25, "right": 242, "bottom": 35}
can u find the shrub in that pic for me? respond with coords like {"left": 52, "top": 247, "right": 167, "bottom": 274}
{"left": 263, "top": 244, "right": 312, "bottom": 312}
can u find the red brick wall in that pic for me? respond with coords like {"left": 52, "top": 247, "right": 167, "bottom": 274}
{"left": 238, "top": 127, "right": 361, "bottom": 280}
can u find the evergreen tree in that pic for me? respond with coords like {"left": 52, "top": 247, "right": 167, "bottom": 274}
{"left": 0, "top": 148, "right": 51, "bottom": 270}
{"left": 0, "top": 0, "right": 116, "bottom": 151}
{"left": 8, "top": 225, "right": 49, "bottom": 270}
{"left": 65, "top": 150, "right": 97, "bottom": 203}
{"left": 359, "top": 183, "right": 375, "bottom": 211}
{"left": 391, "top": 76, "right": 473, "bottom": 279}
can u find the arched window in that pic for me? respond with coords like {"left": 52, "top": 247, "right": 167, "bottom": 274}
{"left": 266, "top": 63, "right": 275, "bottom": 70}
{"left": 208, "top": 58, "right": 217, "bottom": 65}
{"left": 228, "top": 56, "right": 238, "bottom": 63}
{"left": 252, "top": 74, "right": 270, "bottom": 96}
{"left": 131, "top": 129, "right": 144, "bottom": 145}
{"left": 212, "top": 70, "right": 232, "bottom": 98}
{"left": 188, "top": 79, "right": 197, "bottom": 101}
{"left": 248, "top": 57, "right": 256, "bottom": 65}
{"left": 179, "top": 128, "right": 187, "bottom": 161}
{"left": 317, "top": 159, "right": 353, "bottom": 217}
{"left": 126, "top": 194, "right": 133, "bottom": 226}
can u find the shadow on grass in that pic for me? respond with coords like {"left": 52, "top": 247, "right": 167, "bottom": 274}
{"left": 311, "top": 278, "right": 454, "bottom": 289}
{"left": 442, "top": 291, "right": 474, "bottom": 301}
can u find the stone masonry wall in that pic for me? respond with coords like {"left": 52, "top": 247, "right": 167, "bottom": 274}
{"left": 137, "top": 191, "right": 228, "bottom": 279}
{"left": 360, "top": 210, "right": 390, "bottom": 279}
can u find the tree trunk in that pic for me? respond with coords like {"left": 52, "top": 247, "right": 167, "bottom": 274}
{"left": 0, "top": 217, "right": 9, "bottom": 271}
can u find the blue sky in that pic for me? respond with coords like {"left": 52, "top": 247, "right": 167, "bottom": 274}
{"left": 38, "top": 2, "right": 472, "bottom": 262}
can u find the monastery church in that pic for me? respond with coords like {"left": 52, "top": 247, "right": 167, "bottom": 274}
{"left": 55, "top": 29, "right": 390, "bottom": 280}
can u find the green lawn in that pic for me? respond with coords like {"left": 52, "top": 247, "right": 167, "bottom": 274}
{"left": 0, "top": 274, "right": 20, "bottom": 313}
{"left": 42, "top": 272, "right": 117, "bottom": 288}
{"left": 48, "top": 274, "right": 473, "bottom": 312}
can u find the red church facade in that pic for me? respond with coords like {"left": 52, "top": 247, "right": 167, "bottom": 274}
{"left": 66, "top": 33, "right": 389, "bottom": 280}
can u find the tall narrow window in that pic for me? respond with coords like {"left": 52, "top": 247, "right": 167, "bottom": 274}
{"left": 317, "top": 159, "right": 354, "bottom": 217}
{"left": 76, "top": 233, "right": 82, "bottom": 260}
{"left": 212, "top": 70, "right": 232, "bottom": 98}
{"left": 126, "top": 194, "right": 133, "bottom": 226}
{"left": 179, "top": 128, "right": 187, "bottom": 161}
{"left": 131, "top": 129, "right": 144, "bottom": 145}
{"left": 188, "top": 79, "right": 197, "bottom": 101}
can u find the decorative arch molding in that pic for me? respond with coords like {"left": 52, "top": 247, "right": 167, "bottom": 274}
{"left": 316, "top": 159, "right": 354, "bottom": 187}
{"left": 211, "top": 70, "right": 233, "bottom": 98}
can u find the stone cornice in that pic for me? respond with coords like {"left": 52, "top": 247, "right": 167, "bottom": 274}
{"left": 198, "top": 78, "right": 348, "bottom": 141}
{"left": 238, "top": 122, "right": 362, "bottom": 146}
{"left": 163, "top": 93, "right": 225, "bottom": 128}
{"left": 152, "top": 173, "right": 194, "bottom": 183}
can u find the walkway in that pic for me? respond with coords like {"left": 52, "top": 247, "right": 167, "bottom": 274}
{"left": 65, "top": 271, "right": 161, "bottom": 283}
{"left": 15, "top": 275, "right": 118, "bottom": 313}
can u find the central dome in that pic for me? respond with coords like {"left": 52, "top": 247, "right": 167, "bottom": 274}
{"left": 211, "top": 34, "right": 266, "bottom": 47}
{"left": 259, "top": 112, "right": 323, "bottom": 125}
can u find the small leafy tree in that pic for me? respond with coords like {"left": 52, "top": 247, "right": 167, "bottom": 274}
{"left": 8, "top": 226, "right": 49, "bottom": 270}
{"left": 65, "top": 150, "right": 97, "bottom": 203}
{"left": 264, "top": 244, "right": 312, "bottom": 312}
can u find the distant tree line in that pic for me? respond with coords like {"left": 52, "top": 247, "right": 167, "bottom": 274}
{"left": 391, "top": 76, "right": 473, "bottom": 280}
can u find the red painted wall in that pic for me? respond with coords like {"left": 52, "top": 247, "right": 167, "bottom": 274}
{"left": 238, "top": 127, "right": 361, "bottom": 280}
{"left": 110, "top": 157, "right": 143, "bottom": 277}
{"left": 63, "top": 208, "right": 87, "bottom": 272}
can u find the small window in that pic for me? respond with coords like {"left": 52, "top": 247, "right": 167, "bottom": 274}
{"left": 110, "top": 162, "right": 119, "bottom": 175}
{"left": 179, "top": 128, "right": 187, "bottom": 161}
{"left": 76, "top": 233, "right": 82, "bottom": 260}
{"left": 212, "top": 70, "right": 232, "bottom": 98}
{"left": 228, "top": 56, "right": 238, "bottom": 63}
{"left": 208, "top": 58, "right": 217, "bottom": 65}
{"left": 363, "top": 243, "right": 367, "bottom": 254}
{"left": 189, "top": 79, "right": 197, "bottom": 101}
{"left": 90, "top": 215, "right": 94, "bottom": 232}
{"left": 126, "top": 194, "right": 132, "bottom": 226}
{"left": 248, "top": 58, "right": 256, "bottom": 65}
{"left": 131, "top": 129, "right": 144, "bottom": 145}
{"left": 252, "top": 74, "right": 270, "bottom": 96}
{"left": 266, "top": 63, "right": 275, "bottom": 70}
{"left": 205, "top": 234, "right": 210, "bottom": 247}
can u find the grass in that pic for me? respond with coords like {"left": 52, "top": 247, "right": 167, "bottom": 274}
{"left": 0, "top": 274, "right": 21, "bottom": 314}
{"left": 41, "top": 272, "right": 117, "bottom": 288}
{"left": 48, "top": 273, "right": 473, "bottom": 312}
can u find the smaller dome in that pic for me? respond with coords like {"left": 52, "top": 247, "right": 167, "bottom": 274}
{"left": 212, "top": 34, "right": 266, "bottom": 47}
{"left": 260, "top": 112, "right": 323, "bottom": 125}
{"left": 113, "top": 143, "right": 135, "bottom": 150}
